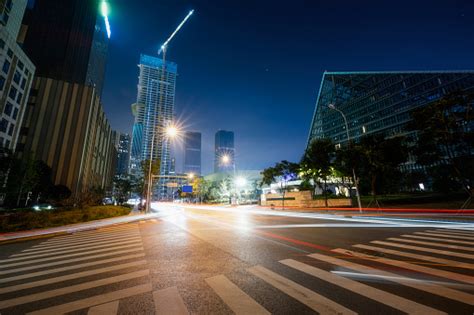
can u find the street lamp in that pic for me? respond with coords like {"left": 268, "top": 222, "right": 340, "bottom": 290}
{"left": 328, "top": 103, "right": 362, "bottom": 212}
{"left": 145, "top": 123, "right": 180, "bottom": 213}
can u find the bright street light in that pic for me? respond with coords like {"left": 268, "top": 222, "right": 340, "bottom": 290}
{"left": 235, "top": 177, "right": 247, "bottom": 188}
{"left": 221, "top": 154, "right": 230, "bottom": 164}
{"left": 188, "top": 173, "right": 195, "bottom": 180}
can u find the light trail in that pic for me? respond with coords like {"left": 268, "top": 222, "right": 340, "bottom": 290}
{"left": 158, "top": 10, "right": 194, "bottom": 55}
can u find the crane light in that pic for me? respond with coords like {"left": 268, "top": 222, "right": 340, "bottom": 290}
{"left": 101, "top": 1, "right": 111, "bottom": 38}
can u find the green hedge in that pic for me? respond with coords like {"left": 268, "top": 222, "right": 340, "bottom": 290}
{"left": 0, "top": 206, "right": 131, "bottom": 233}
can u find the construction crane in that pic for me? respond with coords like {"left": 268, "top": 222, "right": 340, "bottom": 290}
{"left": 145, "top": 9, "right": 194, "bottom": 213}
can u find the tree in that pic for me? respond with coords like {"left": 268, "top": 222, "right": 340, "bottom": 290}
{"left": 113, "top": 177, "right": 132, "bottom": 204}
{"left": 300, "top": 139, "right": 336, "bottom": 207}
{"left": 357, "top": 134, "right": 408, "bottom": 205}
{"left": 260, "top": 160, "right": 299, "bottom": 209}
{"left": 409, "top": 91, "right": 474, "bottom": 202}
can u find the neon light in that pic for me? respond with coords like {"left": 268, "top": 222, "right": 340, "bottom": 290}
{"left": 101, "top": 1, "right": 111, "bottom": 38}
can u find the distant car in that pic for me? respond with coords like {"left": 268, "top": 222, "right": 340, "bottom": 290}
{"left": 32, "top": 203, "right": 54, "bottom": 211}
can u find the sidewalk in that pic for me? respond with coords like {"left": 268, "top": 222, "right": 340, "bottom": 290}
{"left": 0, "top": 212, "right": 160, "bottom": 244}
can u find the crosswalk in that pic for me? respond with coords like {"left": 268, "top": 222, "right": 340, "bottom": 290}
{"left": 1, "top": 226, "right": 474, "bottom": 314}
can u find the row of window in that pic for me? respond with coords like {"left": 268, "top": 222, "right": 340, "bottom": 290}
{"left": 0, "top": 118, "right": 14, "bottom": 136}
{"left": 3, "top": 101, "right": 18, "bottom": 120}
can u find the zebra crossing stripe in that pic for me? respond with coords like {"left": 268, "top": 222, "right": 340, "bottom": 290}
{"left": 314, "top": 250, "right": 474, "bottom": 306}
{"left": 353, "top": 244, "right": 474, "bottom": 270}
{"left": 280, "top": 258, "right": 447, "bottom": 314}
{"left": 87, "top": 300, "right": 119, "bottom": 315}
{"left": 387, "top": 237, "right": 474, "bottom": 252}
{"left": 26, "top": 283, "right": 153, "bottom": 315}
{"left": 28, "top": 233, "right": 141, "bottom": 250}
{"left": 401, "top": 234, "right": 474, "bottom": 246}
{"left": 371, "top": 240, "right": 474, "bottom": 260}
{"left": 45, "top": 224, "right": 138, "bottom": 239}
{"left": 0, "top": 269, "right": 150, "bottom": 309}
{"left": 3, "top": 239, "right": 142, "bottom": 262}
{"left": 205, "top": 275, "right": 270, "bottom": 315}
{"left": 0, "top": 248, "right": 144, "bottom": 276}
{"left": 153, "top": 286, "right": 189, "bottom": 315}
{"left": 0, "top": 260, "right": 147, "bottom": 294}
{"left": 0, "top": 244, "right": 144, "bottom": 268}
{"left": 0, "top": 253, "right": 145, "bottom": 284}
{"left": 248, "top": 265, "right": 356, "bottom": 315}
{"left": 329, "top": 249, "right": 474, "bottom": 285}
{"left": 37, "top": 231, "right": 140, "bottom": 246}
{"left": 433, "top": 229, "right": 474, "bottom": 236}
{"left": 414, "top": 232, "right": 474, "bottom": 241}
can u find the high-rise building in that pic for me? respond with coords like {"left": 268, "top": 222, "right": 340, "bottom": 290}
{"left": 184, "top": 131, "right": 201, "bottom": 175}
{"left": 15, "top": 0, "right": 116, "bottom": 197}
{"left": 0, "top": 0, "right": 35, "bottom": 151}
{"left": 136, "top": 54, "right": 177, "bottom": 199}
{"left": 308, "top": 71, "right": 474, "bottom": 172}
{"left": 116, "top": 133, "right": 131, "bottom": 176}
{"left": 214, "top": 130, "right": 235, "bottom": 173}
{"left": 21, "top": 0, "right": 109, "bottom": 96}
{"left": 129, "top": 102, "right": 144, "bottom": 176}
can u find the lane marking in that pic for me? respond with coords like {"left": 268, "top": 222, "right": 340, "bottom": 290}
{"left": 314, "top": 250, "right": 474, "bottom": 306}
{"left": 248, "top": 265, "right": 356, "bottom": 315}
{"left": 401, "top": 234, "right": 474, "bottom": 246}
{"left": 0, "top": 248, "right": 144, "bottom": 275}
{"left": 88, "top": 300, "right": 119, "bottom": 315}
{"left": 0, "top": 244, "right": 143, "bottom": 268}
{"left": 4, "top": 239, "right": 142, "bottom": 261}
{"left": 0, "top": 260, "right": 147, "bottom": 294}
{"left": 371, "top": 241, "right": 474, "bottom": 260}
{"left": 387, "top": 237, "right": 474, "bottom": 252}
{"left": 0, "top": 269, "right": 149, "bottom": 309}
{"left": 27, "top": 283, "right": 153, "bottom": 315}
{"left": 0, "top": 253, "right": 145, "bottom": 284}
{"left": 37, "top": 231, "right": 141, "bottom": 246}
{"left": 415, "top": 232, "right": 474, "bottom": 241}
{"left": 353, "top": 244, "right": 474, "bottom": 270}
{"left": 328, "top": 249, "right": 474, "bottom": 284}
{"left": 153, "top": 286, "right": 189, "bottom": 315}
{"left": 205, "top": 275, "right": 270, "bottom": 315}
{"left": 281, "top": 258, "right": 446, "bottom": 314}
{"left": 42, "top": 225, "right": 139, "bottom": 241}
{"left": 26, "top": 233, "right": 141, "bottom": 251}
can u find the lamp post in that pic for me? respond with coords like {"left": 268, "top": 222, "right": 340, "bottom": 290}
{"left": 328, "top": 104, "right": 362, "bottom": 212}
{"left": 145, "top": 124, "right": 179, "bottom": 213}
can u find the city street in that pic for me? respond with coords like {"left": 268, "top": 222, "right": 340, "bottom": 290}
{"left": 1, "top": 204, "right": 474, "bottom": 314}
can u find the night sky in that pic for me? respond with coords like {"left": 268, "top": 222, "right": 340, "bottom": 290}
{"left": 101, "top": 0, "right": 474, "bottom": 175}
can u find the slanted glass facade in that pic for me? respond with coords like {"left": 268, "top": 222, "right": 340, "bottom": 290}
{"left": 308, "top": 71, "right": 474, "bottom": 171}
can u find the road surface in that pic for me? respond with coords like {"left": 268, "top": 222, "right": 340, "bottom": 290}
{"left": 1, "top": 203, "right": 473, "bottom": 314}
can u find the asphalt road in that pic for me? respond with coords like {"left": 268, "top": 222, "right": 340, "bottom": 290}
{"left": 1, "top": 204, "right": 473, "bottom": 314}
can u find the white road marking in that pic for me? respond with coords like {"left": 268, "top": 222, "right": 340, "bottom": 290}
{"left": 88, "top": 300, "right": 119, "bottom": 315}
{"left": 248, "top": 265, "right": 356, "bottom": 315}
{"left": 0, "top": 247, "right": 144, "bottom": 275}
{"left": 0, "top": 253, "right": 145, "bottom": 284}
{"left": 280, "top": 258, "right": 447, "bottom": 314}
{"left": 329, "top": 249, "right": 474, "bottom": 285}
{"left": 433, "top": 229, "right": 474, "bottom": 236}
{"left": 0, "top": 244, "right": 143, "bottom": 268}
{"left": 3, "top": 239, "right": 142, "bottom": 261}
{"left": 205, "top": 275, "right": 270, "bottom": 315}
{"left": 37, "top": 231, "right": 140, "bottom": 246}
{"left": 0, "top": 270, "right": 149, "bottom": 309}
{"left": 26, "top": 283, "right": 153, "bottom": 315}
{"left": 27, "top": 233, "right": 141, "bottom": 250}
{"left": 387, "top": 237, "right": 474, "bottom": 252}
{"left": 415, "top": 232, "right": 474, "bottom": 241}
{"left": 0, "top": 260, "right": 147, "bottom": 294}
{"left": 353, "top": 244, "right": 474, "bottom": 270}
{"left": 401, "top": 234, "right": 474, "bottom": 246}
{"left": 153, "top": 286, "right": 189, "bottom": 315}
{"left": 371, "top": 240, "right": 474, "bottom": 260}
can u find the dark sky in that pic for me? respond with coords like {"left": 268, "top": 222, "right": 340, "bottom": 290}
{"left": 101, "top": 0, "right": 474, "bottom": 175}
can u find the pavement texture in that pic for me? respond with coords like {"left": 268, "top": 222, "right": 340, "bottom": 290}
{"left": 0, "top": 203, "right": 473, "bottom": 314}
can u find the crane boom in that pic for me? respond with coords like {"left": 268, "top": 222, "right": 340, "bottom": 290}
{"left": 158, "top": 10, "right": 194, "bottom": 55}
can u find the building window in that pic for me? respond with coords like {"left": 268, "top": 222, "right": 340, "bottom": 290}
{"left": 8, "top": 86, "right": 17, "bottom": 100}
{"left": 12, "top": 107, "right": 18, "bottom": 120}
{"left": 5, "top": 0, "right": 13, "bottom": 11}
{"left": 1, "top": 12, "right": 9, "bottom": 26}
{"left": 5, "top": 139, "right": 10, "bottom": 148}
{"left": 0, "top": 76, "right": 4, "bottom": 91}
{"left": 21, "top": 78, "right": 26, "bottom": 89}
{"left": 2, "top": 60, "right": 10, "bottom": 74}
{"left": 25, "top": 68, "right": 29, "bottom": 76}
{"left": 0, "top": 38, "right": 5, "bottom": 50}
{"left": 16, "top": 92, "right": 22, "bottom": 103}
{"left": 8, "top": 123, "right": 14, "bottom": 136}
{"left": 13, "top": 70, "right": 21, "bottom": 84}
{"left": 4, "top": 102, "right": 13, "bottom": 116}
{"left": 0, "top": 119, "right": 8, "bottom": 133}
{"left": 18, "top": 61, "right": 24, "bottom": 70}
{"left": 7, "top": 48, "right": 13, "bottom": 58}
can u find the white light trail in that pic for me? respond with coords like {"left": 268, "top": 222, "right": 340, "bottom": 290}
{"left": 158, "top": 10, "right": 194, "bottom": 55}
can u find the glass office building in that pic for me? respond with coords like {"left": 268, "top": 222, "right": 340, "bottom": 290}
{"left": 184, "top": 131, "right": 201, "bottom": 176}
{"left": 214, "top": 130, "right": 235, "bottom": 173}
{"left": 308, "top": 71, "right": 474, "bottom": 170}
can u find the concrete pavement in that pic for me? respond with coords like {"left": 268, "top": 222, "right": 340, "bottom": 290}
{"left": 0, "top": 203, "right": 473, "bottom": 314}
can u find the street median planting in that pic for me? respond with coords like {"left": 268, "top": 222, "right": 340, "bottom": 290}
{"left": 0, "top": 206, "right": 131, "bottom": 233}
